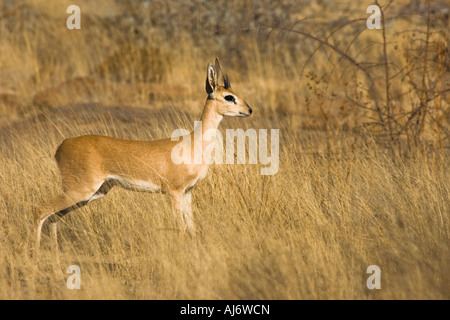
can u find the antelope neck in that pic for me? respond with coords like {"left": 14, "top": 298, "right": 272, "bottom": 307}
{"left": 199, "top": 99, "right": 224, "bottom": 136}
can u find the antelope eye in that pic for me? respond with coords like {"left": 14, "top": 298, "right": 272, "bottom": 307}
{"left": 225, "top": 95, "right": 235, "bottom": 102}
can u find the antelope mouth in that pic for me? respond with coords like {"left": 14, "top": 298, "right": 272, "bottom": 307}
{"left": 238, "top": 108, "right": 252, "bottom": 117}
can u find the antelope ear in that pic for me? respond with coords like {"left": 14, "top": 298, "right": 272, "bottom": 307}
{"left": 223, "top": 74, "right": 231, "bottom": 89}
{"left": 214, "top": 58, "right": 222, "bottom": 84}
{"left": 205, "top": 63, "right": 216, "bottom": 95}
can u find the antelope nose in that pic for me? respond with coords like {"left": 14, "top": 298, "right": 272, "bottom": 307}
{"left": 248, "top": 107, "right": 253, "bottom": 115}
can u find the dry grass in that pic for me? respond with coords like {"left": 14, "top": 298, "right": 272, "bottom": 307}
{"left": 0, "top": 0, "right": 449, "bottom": 299}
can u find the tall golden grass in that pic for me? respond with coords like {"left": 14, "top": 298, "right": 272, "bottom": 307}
{"left": 0, "top": 0, "right": 449, "bottom": 299}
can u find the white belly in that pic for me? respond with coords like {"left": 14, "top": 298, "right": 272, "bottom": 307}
{"left": 107, "top": 175, "right": 161, "bottom": 193}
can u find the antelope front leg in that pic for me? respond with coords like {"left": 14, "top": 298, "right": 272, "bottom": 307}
{"left": 182, "top": 191, "right": 195, "bottom": 233}
{"left": 171, "top": 191, "right": 195, "bottom": 234}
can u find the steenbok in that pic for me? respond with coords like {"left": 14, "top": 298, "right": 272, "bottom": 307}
{"left": 34, "top": 58, "right": 252, "bottom": 260}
